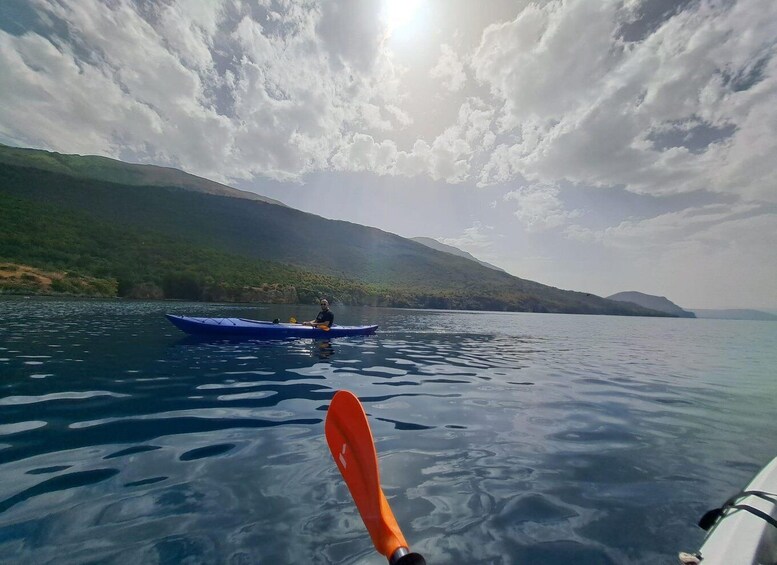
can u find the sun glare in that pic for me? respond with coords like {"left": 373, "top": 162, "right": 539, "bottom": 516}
{"left": 382, "top": 0, "right": 423, "bottom": 35}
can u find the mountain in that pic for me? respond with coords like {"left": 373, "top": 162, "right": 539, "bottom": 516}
{"left": 0, "top": 144, "right": 672, "bottom": 315}
{"left": 0, "top": 144, "right": 285, "bottom": 207}
{"left": 690, "top": 309, "right": 777, "bottom": 321}
{"left": 607, "top": 291, "right": 696, "bottom": 318}
{"left": 411, "top": 237, "right": 506, "bottom": 272}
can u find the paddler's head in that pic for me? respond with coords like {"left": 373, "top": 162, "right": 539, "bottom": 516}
{"left": 320, "top": 299, "right": 329, "bottom": 311}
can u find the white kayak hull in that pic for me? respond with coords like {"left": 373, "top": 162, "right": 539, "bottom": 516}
{"left": 683, "top": 456, "right": 777, "bottom": 565}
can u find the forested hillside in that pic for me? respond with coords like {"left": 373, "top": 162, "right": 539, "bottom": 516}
{"left": 0, "top": 145, "right": 671, "bottom": 315}
{"left": 0, "top": 144, "right": 283, "bottom": 205}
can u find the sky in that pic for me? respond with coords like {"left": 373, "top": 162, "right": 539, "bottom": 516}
{"left": 1, "top": 0, "right": 776, "bottom": 310}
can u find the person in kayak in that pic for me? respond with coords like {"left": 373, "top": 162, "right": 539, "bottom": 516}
{"left": 304, "top": 299, "right": 334, "bottom": 328}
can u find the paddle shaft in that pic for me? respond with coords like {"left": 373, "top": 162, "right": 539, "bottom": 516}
{"left": 391, "top": 549, "right": 426, "bottom": 565}
{"left": 289, "top": 317, "right": 330, "bottom": 330}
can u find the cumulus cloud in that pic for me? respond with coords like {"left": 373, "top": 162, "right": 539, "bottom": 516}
{"left": 398, "top": 97, "right": 496, "bottom": 182}
{"left": 440, "top": 221, "right": 497, "bottom": 250}
{"left": 0, "top": 0, "right": 409, "bottom": 182}
{"left": 473, "top": 0, "right": 777, "bottom": 204}
{"left": 330, "top": 97, "right": 495, "bottom": 183}
{"left": 2, "top": 0, "right": 777, "bottom": 205}
{"left": 505, "top": 183, "right": 581, "bottom": 232}
{"left": 0, "top": 29, "right": 174, "bottom": 158}
{"left": 330, "top": 133, "right": 398, "bottom": 174}
{"left": 430, "top": 44, "right": 467, "bottom": 92}
{"left": 473, "top": 1, "right": 620, "bottom": 127}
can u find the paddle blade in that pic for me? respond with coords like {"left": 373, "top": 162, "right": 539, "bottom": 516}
{"left": 325, "top": 390, "right": 408, "bottom": 558}
{"left": 321, "top": 324, "right": 331, "bottom": 331}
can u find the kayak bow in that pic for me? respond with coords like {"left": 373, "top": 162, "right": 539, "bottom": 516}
{"left": 680, "top": 455, "right": 777, "bottom": 565}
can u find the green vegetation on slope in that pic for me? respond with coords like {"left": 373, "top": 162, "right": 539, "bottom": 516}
{"left": 0, "top": 191, "right": 374, "bottom": 302}
{"left": 0, "top": 145, "right": 673, "bottom": 315}
{"left": 0, "top": 190, "right": 542, "bottom": 308}
{"left": 0, "top": 143, "right": 282, "bottom": 205}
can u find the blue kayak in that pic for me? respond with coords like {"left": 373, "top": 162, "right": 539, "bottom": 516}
{"left": 166, "top": 315, "right": 378, "bottom": 339}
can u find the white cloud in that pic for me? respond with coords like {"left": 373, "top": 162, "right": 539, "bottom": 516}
{"left": 0, "top": 0, "right": 236, "bottom": 179}
{"left": 505, "top": 183, "right": 581, "bottom": 232}
{"left": 220, "top": 5, "right": 409, "bottom": 179}
{"left": 0, "top": 0, "right": 411, "bottom": 182}
{"left": 397, "top": 97, "right": 495, "bottom": 182}
{"left": 473, "top": 1, "right": 620, "bottom": 126}
{"left": 153, "top": 1, "right": 221, "bottom": 72}
{"left": 3, "top": 0, "right": 777, "bottom": 208}
{"left": 472, "top": 0, "right": 777, "bottom": 203}
{"left": 329, "top": 97, "right": 494, "bottom": 183}
{"left": 330, "top": 133, "right": 398, "bottom": 174}
{"left": 430, "top": 44, "right": 467, "bottom": 92}
{"left": 0, "top": 30, "right": 166, "bottom": 158}
{"left": 440, "top": 221, "right": 497, "bottom": 250}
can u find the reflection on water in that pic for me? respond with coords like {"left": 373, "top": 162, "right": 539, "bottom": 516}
{"left": 314, "top": 340, "right": 336, "bottom": 360}
{"left": 0, "top": 298, "right": 776, "bottom": 564}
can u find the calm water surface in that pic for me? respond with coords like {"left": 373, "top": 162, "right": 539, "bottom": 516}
{"left": 0, "top": 298, "right": 776, "bottom": 564}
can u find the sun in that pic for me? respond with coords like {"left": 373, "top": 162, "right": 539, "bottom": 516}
{"left": 382, "top": 0, "right": 424, "bottom": 35}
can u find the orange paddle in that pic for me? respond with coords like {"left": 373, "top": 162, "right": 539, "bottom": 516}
{"left": 325, "top": 390, "right": 426, "bottom": 565}
{"left": 289, "top": 317, "right": 330, "bottom": 330}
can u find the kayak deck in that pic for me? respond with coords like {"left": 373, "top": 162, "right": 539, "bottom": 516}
{"left": 166, "top": 315, "right": 378, "bottom": 339}
{"left": 683, "top": 455, "right": 777, "bottom": 565}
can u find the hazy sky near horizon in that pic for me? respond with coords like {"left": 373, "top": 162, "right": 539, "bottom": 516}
{"left": 1, "top": 0, "right": 776, "bottom": 309}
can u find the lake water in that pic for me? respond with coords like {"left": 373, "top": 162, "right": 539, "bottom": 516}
{"left": 0, "top": 298, "right": 775, "bottom": 564}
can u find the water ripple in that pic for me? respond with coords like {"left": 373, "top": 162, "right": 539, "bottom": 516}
{"left": 0, "top": 299, "right": 776, "bottom": 564}
{"left": 0, "top": 391, "right": 129, "bottom": 406}
{"left": 0, "top": 468, "right": 120, "bottom": 514}
{"left": 0, "top": 421, "right": 48, "bottom": 436}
